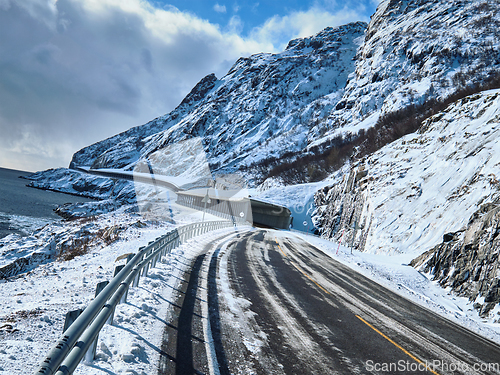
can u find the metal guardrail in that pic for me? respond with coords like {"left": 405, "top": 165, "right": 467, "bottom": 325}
{"left": 35, "top": 220, "right": 245, "bottom": 375}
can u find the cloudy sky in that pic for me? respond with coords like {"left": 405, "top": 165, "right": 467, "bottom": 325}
{"left": 0, "top": 0, "right": 379, "bottom": 172}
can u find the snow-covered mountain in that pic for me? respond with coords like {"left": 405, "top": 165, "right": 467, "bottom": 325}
{"left": 29, "top": 0, "right": 495, "bottom": 191}
{"left": 60, "top": 0, "right": 498, "bottom": 187}
{"left": 70, "top": 22, "right": 367, "bottom": 177}
{"left": 308, "top": 0, "right": 500, "bottom": 144}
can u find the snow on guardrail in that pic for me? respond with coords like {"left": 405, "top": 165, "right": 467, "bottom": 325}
{"left": 34, "top": 220, "right": 248, "bottom": 375}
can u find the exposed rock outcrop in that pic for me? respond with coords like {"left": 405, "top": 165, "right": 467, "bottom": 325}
{"left": 313, "top": 89, "right": 500, "bottom": 256}
{"left": 412, "top": 200, "right": 500, "bottom": 319}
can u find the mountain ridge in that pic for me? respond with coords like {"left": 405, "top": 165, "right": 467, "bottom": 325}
{"left": 69, "top": 21, "right": 367, "bottom": 179}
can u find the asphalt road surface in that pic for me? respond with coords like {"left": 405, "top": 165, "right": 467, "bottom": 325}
{"left": 158, "top": 229, "right": 500, "bottom": 374}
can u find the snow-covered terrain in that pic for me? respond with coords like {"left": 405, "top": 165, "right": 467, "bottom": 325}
{"left": 3, "top": 0, "right": 500, "bottom": 371}
{"left": 2, "top": 217, "right": 500, "bottom": 375}
{"left": 315, "top": 89, "right": 500, "bottom": 255}
{"left": 0, "top": 209, "right": 244, "bottom": 374}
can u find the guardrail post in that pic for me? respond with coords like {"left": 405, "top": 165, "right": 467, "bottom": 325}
{"left": 142, "top": 261, "right": 149, "bottom": 277}
{"left": 161, "top": 245, "right": 168, "bottom": 261}
{"left": 114, "top": 264, "right": 125, "bottom": 277}
{"left": 83, "top": 281, "right": 110, "bottom": 364}
{"left": 133, "top": 267, "right": 140, "bottom": 287}
{"left": 119, "top": 254, "right": 135, "bottom": 303}
{"left": 94, "top": 281, "right": 116, "bottom": 325}
{"left": 95, "top": 281, "right": 109, "bottom": 297}
{"left": 63, "top": 309, "right": 84, "bottom": 333}
{"left": 84, "top": 337, "right": 98, "bottom": 364}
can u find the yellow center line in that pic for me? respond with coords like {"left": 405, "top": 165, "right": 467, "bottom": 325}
{"left": 291, "top": 261, "right": 332, "bottom": 295}
{"left": 275, "top": 238, "right": 287, "bottom": 257}
{"left": 274, "top": 237, "right": 441, "bottom": 375}
{"left": 275, "top": 237, "right": 330, "bottom": 295}
{"left": 356, "top": 315, "right": 442, "bottom": 375}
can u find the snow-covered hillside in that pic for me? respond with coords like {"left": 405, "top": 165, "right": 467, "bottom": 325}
{"left": 314, "top": 89, "right": 500, "bottom": 257}
{"left": 70, "top": 22, "right": 367, "bottom": 177}
{"left": 27, "top": 0, "right": 496, "bottom": 198}
{"left": 309, "top": 0, "right": 500, "bottom": 144}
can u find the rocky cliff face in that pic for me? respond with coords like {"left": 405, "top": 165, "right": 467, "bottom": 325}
{"left": 308, "top": 0, "right": 500, "bottom": 144}
{"left": 411, "top": 199, "right": 500, "bottom": 319}
{"left": 313, "top": 89, "right": 500, "bottom": 256}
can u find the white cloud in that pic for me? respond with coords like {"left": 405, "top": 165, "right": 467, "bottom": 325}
{"left": 214, "top": 3, "right": 227, "bottom": 14}
{"left": 0, "top": 0, "right": 372, "bottom": 172}
{"left": 226, "top": 15, "right": 244, "bottom": 34}
{"left": 250, "top": 5, "right": 369, "bottom": 50}
{"left": 0, "top": 0, "right": 272, "bottom": 171}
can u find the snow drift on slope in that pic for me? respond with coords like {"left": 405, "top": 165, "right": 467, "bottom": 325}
{"left": 315, "top": 89, "right": 500, "bottom": 256}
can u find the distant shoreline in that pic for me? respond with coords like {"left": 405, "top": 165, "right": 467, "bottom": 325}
{"left": 0, "top": 167, "right": 93, "bottom": 238}
{"left": 0, "top": 166, "right": 34, "bottom": 176}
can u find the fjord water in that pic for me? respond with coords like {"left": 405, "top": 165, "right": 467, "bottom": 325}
{"left": 0, "top": 167, "right": 91, "bottom": 238}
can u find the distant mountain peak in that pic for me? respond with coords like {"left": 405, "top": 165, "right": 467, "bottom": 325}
{"left": 178, "top": 73, "right": 218, "bottom": 108}
{"left": 68, "top": 0, "right": 500, "bottom": 186}
{"left": 285, "top": 22, "right": 368, "bottom": 51}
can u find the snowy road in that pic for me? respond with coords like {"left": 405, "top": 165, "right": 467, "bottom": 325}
{"left": 158, "top": 229, "right": 500, "bottom": 375}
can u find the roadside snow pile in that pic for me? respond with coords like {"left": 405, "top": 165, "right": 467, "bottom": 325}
{"left": 0, "top": 212, "right": 238, "bottom": 374}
